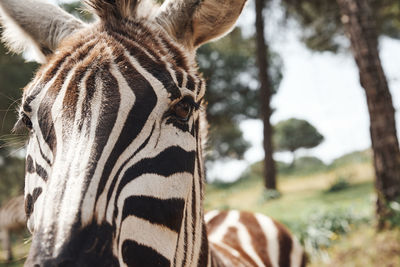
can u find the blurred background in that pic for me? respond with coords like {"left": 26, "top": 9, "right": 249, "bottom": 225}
{"left": 1, "top": 0, "right": 400, "bottom": 266}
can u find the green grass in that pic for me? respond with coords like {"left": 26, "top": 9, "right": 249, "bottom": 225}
{"left": 258, "top": 181, "right": 373, "bottom": 223}
{"left": 206, "top": 161, "right": 374, "bottom": 224}
{"left": 0, "top": 259, "right": 25, "bottom": 267}
{"left": 207, "top": 181, "right": 373, "bottom": 221}
{"left": 0, "top": 232, "right": 30, "bottom": 267}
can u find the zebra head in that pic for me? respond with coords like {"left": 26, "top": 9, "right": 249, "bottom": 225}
{"left": 0, "top": 0, "right": 246, "bottom": 266}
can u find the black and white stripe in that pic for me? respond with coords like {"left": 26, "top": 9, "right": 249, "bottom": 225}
{"left": 18, "top": 20, "right": 207, "bottom": 266}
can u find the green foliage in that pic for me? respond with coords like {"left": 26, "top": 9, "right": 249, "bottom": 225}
{"left": 0, "top": 156, "right": 25, "bottom": 205}
{"left": 207, "top": 119, "right": 250, "bottom": 161}
{"left": 279, "top": 156, "right": 327, "bottom": 176}
{"left": 326, "top": 176, "right": 351, "bottom": 193}
{"left": 0, "top": 41, "right": 37, "bottom": 142}
{"left": 273, "top": 118, "right": 324, "bottom": 153}
{"left": 0, "top": 25, "right": 37, "bottom": 208}
{"left": 198, "top": 28, "right": 282, "bottom": 161}
{"left": 281, "top": 0, "right": 343, "bottom": 52}
{"left": 281, "top": 0, "right": 400, "bottom": 52}
{"left": 258, "top": 188, "right": 281, "bottom": 203}
{"left": 0, "top": 36, "right": 36, "bottom": 204}
{"left": 378, "top": 0, "right": 400, "bottom": 38}
{"left": 387, "top": 200, "right": 400, "bottom": 227}
{"left": 286, "top": 208, "right": 370, "bottom": 259}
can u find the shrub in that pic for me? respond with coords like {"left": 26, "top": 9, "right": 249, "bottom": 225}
{"left": 325, "top": 175, "right": 351, "bottom": 193}
{"left": 387, "top": 200, "right": 400, "bottom": 228}
{"left": 286, "top": 208, "right": 370, "bottom": 260}
{"left": 258, "top": 189, "right": 281, "bottom": 203}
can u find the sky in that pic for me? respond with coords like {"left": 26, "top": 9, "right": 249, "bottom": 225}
{"left": 55, "top": 0, "right": 400, "bottom": 182}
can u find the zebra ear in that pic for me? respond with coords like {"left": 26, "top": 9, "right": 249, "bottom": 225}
{"left": 0, "top": 0, "right": 84, "bottom": 63}
{"left": 156, "top": 0, "right": 247, "bottom": 50}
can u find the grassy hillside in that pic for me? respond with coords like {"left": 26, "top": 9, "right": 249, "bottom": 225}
{"left": 206, "top": 151, "right": 374, "bottom": 223}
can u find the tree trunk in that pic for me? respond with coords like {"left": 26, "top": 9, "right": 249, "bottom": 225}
{"left": 255, "top": 0, "right": 277, "bottom": 190}
{"left": 290, "top": 150, "right": 296, "bottom": 169}
{"left": 337, "top": 0, "right": 400, "bottom": 228}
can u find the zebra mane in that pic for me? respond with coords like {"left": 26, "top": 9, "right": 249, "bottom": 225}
{"left": 84, "top": 0, "right": 159, "bottom": 24}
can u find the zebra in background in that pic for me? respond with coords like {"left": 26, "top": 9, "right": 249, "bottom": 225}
{"left": 0, "top": 195, "right": 26, "bottom": 262}
{"left": 0, "top": 0, "right": 306, "bottom": 266}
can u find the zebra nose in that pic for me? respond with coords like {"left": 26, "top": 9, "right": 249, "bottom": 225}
{"left": 54, "top": 258, "right": 75, "bottom": 267}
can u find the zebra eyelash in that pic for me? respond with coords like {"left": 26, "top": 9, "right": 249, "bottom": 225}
{"left": 181, "top": 96, "right": 201, "bottom": 110}
{"left": 13, "top": 113, "right": 32, "bottom": 134}
{"left": 163, "top": 96, "right": 202, "bottom": 123}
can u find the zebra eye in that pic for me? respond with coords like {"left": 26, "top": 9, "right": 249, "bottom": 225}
{"left": 170, "top": 97, "right": 198, "bottom": 122}
{"left": 22, "top": 114, "right": 33, "bottom": 130}
{"left": 173, "top": 102, "right": 192, "bottom": 121}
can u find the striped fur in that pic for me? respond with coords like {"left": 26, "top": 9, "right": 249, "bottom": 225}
{"left": 0, "top": 0, "right": 306, "bottom": 266}
{"left": 0, "top": 195, "right": 26, "bottom": 261}
{"left": 206, "top": 210, "right": 306, "bottom": 267}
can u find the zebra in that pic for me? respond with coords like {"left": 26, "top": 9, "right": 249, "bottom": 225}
{"left": 0, "top": 195, "right": 26, "bottom": 262}
{"left": 0, "top": 0, "right": 306, "bottom": 266}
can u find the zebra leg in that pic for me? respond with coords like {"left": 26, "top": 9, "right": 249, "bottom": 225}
{"left": 1, "top": 229, "right": 12, "bottom": 261}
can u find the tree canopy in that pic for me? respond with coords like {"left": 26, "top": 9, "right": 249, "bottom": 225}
{"left": 274, "top": 118, "right": 324, "bottom": 154}
{"left": 0, "top": 41, "right": 37, "bottom": 140}
{"left": 281, "top": 0, "right": 400, "bottom": 52}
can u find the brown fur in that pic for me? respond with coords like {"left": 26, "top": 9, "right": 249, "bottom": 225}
{"left": 206, "top": 211, "right": 228, "bottom": 235}
{"left": 301, "top": 252, "right": 308, "bottom": 267}
{"left": 273, "top": 219, "right": 294, "bottom": 267}
{"left": 239, "top": 212, "right": 272, "bottom": 267}
{"left": 222, "top": 226, "right": 258, "bottom": 266}
{"left": 211, "top": 243, "right": 249, "bottom": 267}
